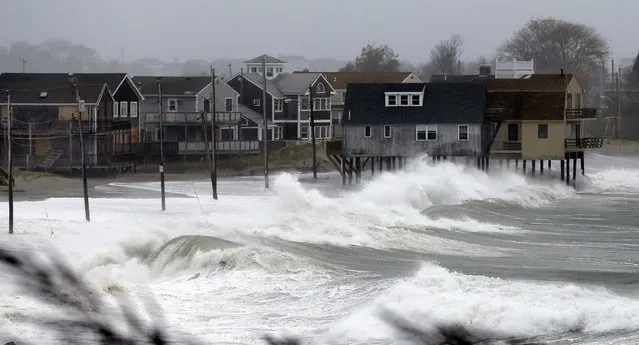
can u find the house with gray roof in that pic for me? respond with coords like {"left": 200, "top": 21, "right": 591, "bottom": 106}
{"left": 227, "top": 54, "right": 336, "bottom": 140}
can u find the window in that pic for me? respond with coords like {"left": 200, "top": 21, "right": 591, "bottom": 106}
{"left": 250, "top": 67, "right": 258, "bottom": 73}
{"left": 120, "top": 101, "right": 128, "bottom": 117}
{"left": 400, "top": 95, "right": 409, "bottom": 106}
{"left": 316, "top": 83, "right": 325, "bottom": 93}
{"left": 266, "top": 67, "right": 274, "bottom": 77}
{"left": 274, "top": 99, "right": 283, "bottom": 112}
{"left": 225, "top": 98, "right": 233, "bottom": 112}
{"left": 417, "top": 125, "right": 437, "bottom": 141}
{"left": 458, "top": 125, "right": 468, "bottom": 141}
{"left": 276, "top": 67, "right": 283, "bottom": 73}
{"left": 364, "top": 125, "right": 371, "bottom": 138}
{"left": 410, "top": 94, "right": 420, "bottom": 106}
{"left": 167, "top": 99, "right": 178, "bottom": 112}
{"left": 386, "top": 94, "right": 397, "bottom": 106}
{"left": 383, "top": 125, "right": 391, "bottom": 138}
{"left": 113, "top": 102, "right": 119, "bottom": 117}
{"left": 253, "top": 99, "right": 261, "bottom": 106}
{"left": 313, "top": 125, "right": 330, "bottom": 139}
{"left": 538, "top": 123, "right": 548, "bottom": 139}
{"left": 300, "top": 125, "right": 309, "bottom": 139}
{"left": 313, "top": 97, "right": 330, "bottom": 111}
{"left": 274, "top": 125, "right": 282, "bottom": 140}
{"left": 301, "top": 96, "right": 310, "bottom": 110}
{"left": 203, "top": 99, "right": 211, "bottom": 112}
{"left": 130, "top": 101, "right": 138, "bottom": 118}
{"left": 341, "top": 92, "right": 346, "bottom": 104}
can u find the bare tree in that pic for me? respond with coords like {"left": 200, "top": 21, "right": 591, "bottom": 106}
{"left": 498, "top": 17, "right": 609, "bottom": 80}
{"left": 428, "top": 33, "right": 464, "bottom": 75}
{"left": 339, "top": 43, "right": 400, "bottom": 72}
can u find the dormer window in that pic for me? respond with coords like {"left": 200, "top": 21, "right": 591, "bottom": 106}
{"left": 385, "top": 92, "right": 422, "bottom": 107}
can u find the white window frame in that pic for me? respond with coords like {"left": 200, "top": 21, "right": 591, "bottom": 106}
{"left": 113, "top": 102, "right": 119, "bottom": 117}
{"left": 167, "top": 98, "right": 178, "bottom": 112}
{"left": 274, "top": 98, "right": 283, "bottom": 112}
{"left": 364, "top": 125, "right": 371, "bottom": 138}
{"left": 383, "top": 125, "right": 391, "bottom": 138}
{"left": 250, "top": 67, "right": 258, "bottom": 73}
{"left": 300, "top": 125, "right": 309, "bottom": 139}
{"left": 313, "top": 97, "right": 330, "bottom": 111}
{"left": 386, "top": 94, "right": 397, "bottom": 106}
{"left": 400, "top": 95, "right": 409, "bottom": 106}
{"left": 410, "top": 94, "right": 421, "bottom": 106}
{"left": 427, "top": 125, "right": 437, "bottom": 141}
{"left": 341, "top": 92, "right": 346, "bottom": 104}
{"left": 316, "top": 83, "right": 325, "bottom": 93}
{"left": 266, "top": 67, "right": 274, "bottom": 77}
{"left": 130, "top": 101, "right": 138, "bottom": 118}
{"left": 253, "top": 99, "right": 261, "bottom": 106}
{"left": 458, "top": 124, "right": 469, "bottom": 141}
{"left": 275, "top": 125, "right": 283, "bottom": 140}
{"left": 416, "top": 125, "right": 427, "bottom": 141}
{"left": 224, "top": 97, "right": 233, "bottom": 112}
{"left": 119, "top": 101, "right": 128, "bottom": 117}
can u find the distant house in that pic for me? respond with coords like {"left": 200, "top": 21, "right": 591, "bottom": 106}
{"left": 227, "top": 54, "right": 335, "bottom": 141}
{"left": 340, "top": 82, "right": 488, "bottom": 158}
{"left": 0, "top": 73, "right": 134, "bottom": 173}
{"left": 317, "top": 71, "right": 422, "bottom": 139}
{"left": 132, "top": 75, "right": 267, "bottom": 162}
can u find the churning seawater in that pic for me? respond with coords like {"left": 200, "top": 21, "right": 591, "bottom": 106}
{"left": 1, "top": 153, "right": 639, "bottom": 345}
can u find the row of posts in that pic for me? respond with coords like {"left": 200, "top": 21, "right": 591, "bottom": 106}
{"left": 340, "top": 153, "right": 584, "bottom": 186}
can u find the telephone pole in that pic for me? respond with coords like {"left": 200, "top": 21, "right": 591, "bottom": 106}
{"left": 262, "top": 56, "right": 269, "bottom": 188}
{"left": 308, "top": 84, "right": 317, "bottom": 180}
{"left": 72, "top": 82, "right": 90, "bottom": 222}
{"left": 157, "top": 78, "right": 166, "bottom": 211}
{"left": 210, "top": 66, "right": 218, "bottom": 199}
{"left": 201, "top": 111, "right": 215, "bottom": 199}
{"left": 7, "top": 90, "right": 13, "bottom": 234}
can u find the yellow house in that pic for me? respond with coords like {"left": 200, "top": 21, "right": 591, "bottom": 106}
{"left": 487, "top": 73, "right": 602, "bottom": 161}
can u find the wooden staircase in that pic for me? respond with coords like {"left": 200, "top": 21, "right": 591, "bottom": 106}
{"left": 36, "top": 148, "right": 64, "bottom": 171}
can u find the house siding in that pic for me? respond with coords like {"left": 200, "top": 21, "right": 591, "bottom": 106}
{"left": 196, "top": 80, "right": 240, "bottom": 112}
{"left": 521, "top": 120, "right": 565, "bottom": 159}
{"left": 342, "top": 124, "right": 482, "bottom": 157}
{"left": 227, "top": 76, "right": 273, "bottom": 120}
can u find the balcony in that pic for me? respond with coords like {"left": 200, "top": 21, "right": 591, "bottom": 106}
{"left": 142, "top": 112, "right": 243, "bottom": 124}
{"left": 491, "top": 141, "right": 522, "bottom": 151}
{"left": 566, "top": 108, "right": 598, "bottom": 120}
{"left": 565, "top": 137, "right": 604, "bottom": 150}
{"left": 178, "top": 140, "right": 260, "bottom": 154}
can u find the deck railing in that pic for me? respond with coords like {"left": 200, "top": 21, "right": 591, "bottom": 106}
{"left": 491, "top": 141, "right": 522, "bottom": 151}
{"left": 178, "top": 140, "right": 260, "bottom": 153}
{"left": 565, "top": 137, "right": 604, "bottom": 149}
{"left": 566, "top": 108, "right": 598, "bottom": 120}
{"left": 142, "top": 112, "right": 242, "bottom": 124}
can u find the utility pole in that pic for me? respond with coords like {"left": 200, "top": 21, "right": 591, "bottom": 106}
{"left": 308, "top": 84, "right": 317, "bottom": 180}
{"left": 157, "top": 78, "right": 166, "bottom": 211}
{"left": 201, "top": 111, "right": 215, "bottom": 199}
{"left": 74, "top": 83, "right": 90, "bottom": 222}
{"left": 617, "top": 68, "right": 621, "bottom": 138}
{"left": 7, "top": 90, "right": 13, "bottom": 234}
{"left": 210, "top": 65, "right": 218, "bottom": 199}
{"left": 262, "top": 56, "right": 269, "bottom": 188}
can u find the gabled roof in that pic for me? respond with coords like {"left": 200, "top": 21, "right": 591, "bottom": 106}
{"left": 273, "top": 72, "right": 335, "bottom": 95}
{"left": 238, "top": 104, "right": 274, "bottom": 126}
{"left": 244, "top": 54, "right": 287, "bottom": 64}
{"left": 0, "top": 73, "right": 109, "bottom": 104}
{"left": 229, "top": 73, "right": 284, "bottom": 98}
{"left": 486, "top": 91, "right": 565, "bottom": 121}
{"left": 318, "top": 72, "right": 419, "bottom": 90}
{"left": 132, "top": 76, "right": 210, "bottom": 96}
{"left": 343, "top": 82, "right": 486, "bottom": 125}
{"left": 486, "top": 74, "right": 574, "bottom": 92}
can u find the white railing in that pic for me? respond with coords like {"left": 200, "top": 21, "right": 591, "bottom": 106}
{"left": 178, "top": 140, "right": 260, "bottom": 152}
{"left": 143, "top": 112, "right": 242, "bottom": 123}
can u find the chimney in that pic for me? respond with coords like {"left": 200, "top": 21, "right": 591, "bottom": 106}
{"left": 479, "top": 64, "right": 491, "bottom": 76}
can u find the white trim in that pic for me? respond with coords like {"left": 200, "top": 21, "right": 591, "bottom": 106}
{"left": 313, "top": 97, "right": 330, "bottom": 111}
{"left": 114, "top": 75, "right": 146, "bottom": 101}
{"left": 383, "top": 125, "right": 391, "bottom": 138}
{"left": 130, "top": 101, "right": 138, "bottom": 118}
{"left": 119, "top": 101, "right": 128, "bottom": 118}
{"left": 364, "top": 124, "right": 371, "bottom": 138}
{"left": 385, "top": 91, "right": 423, "bottom": 107}
{"left": 167, "top": 98, "right": 178, "bottom": 112}
{"left": 113, "top": 102, "right": 119, "bottom": 117}
{"left": 95, "top": 84, "right": 114, "bottom": 105}
{"left": 416, "top": 124, "right": 437, "bottom": 141}
{"left": 316, "top": 82, "right": 325, "bottom": 94}
{"left": 401, "top": 73, "right": 424, "bottom": 83}
{"left": 224, "top": 97, "right": 233, "bottom": 112}
{"left": 274, "top": 98, "right": 283, "bottom": 112}
{"left": 457, "top": 124, "right": 469, "bottom": 141}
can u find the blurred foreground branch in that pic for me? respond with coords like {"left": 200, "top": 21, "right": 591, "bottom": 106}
{"left": 1, "top": 246, "right": 547, "bottom": 345}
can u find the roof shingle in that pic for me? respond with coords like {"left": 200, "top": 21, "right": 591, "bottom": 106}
{"left": 319, "top": 72, "right": 417, "bottom": 90}
{"left": 132, "top": 76, "right": 210, "bottom": 96}
{"left": 0, "top": 73, "right": 109, "bottom": 104}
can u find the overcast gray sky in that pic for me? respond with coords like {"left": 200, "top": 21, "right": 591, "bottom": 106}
{"left": 1, "top": 0, "right": 637, "bottom": 63}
